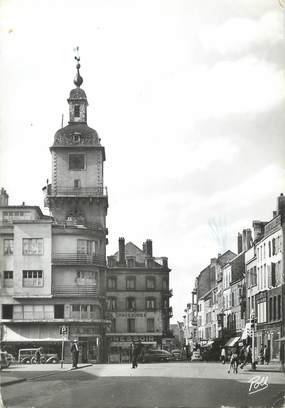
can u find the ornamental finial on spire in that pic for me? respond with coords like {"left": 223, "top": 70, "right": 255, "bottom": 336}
{"left": 73, "top": 46, "right": 83, "bottom": 87}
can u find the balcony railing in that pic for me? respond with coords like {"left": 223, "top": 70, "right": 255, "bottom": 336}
{"left": 47, "top": 186, "right": 108, "bottom": 197}
{"left": 52, "top": 285, "right": 97, "bottom": 297}
{"left": 53, "top": 220, "right": 107, "bottom": 232}
{"left": 52, "top": 253, "right": 106, "bottom": 266}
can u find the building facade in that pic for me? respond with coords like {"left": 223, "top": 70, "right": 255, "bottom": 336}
{"left": 106, "top": 238, "right": 172, "bottom": 362}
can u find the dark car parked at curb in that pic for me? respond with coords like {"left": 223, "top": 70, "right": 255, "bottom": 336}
{"left": 141, "top": 349, "right": 173, "bottom": 363}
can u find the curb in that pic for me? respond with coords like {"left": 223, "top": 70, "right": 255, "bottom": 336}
{"left": 1, "top": 364, "right": 93, "bottom": 387}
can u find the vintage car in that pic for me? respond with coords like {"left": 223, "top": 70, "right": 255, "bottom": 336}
{"left": 191, "top": 349, "right": 203, "bottom": 361}
{"left": 141, "top": 349, "right": 173, "bottom": 363}
{"left": 18, "top": 348, "right": 59, "bottom": 364}
{"left": 171, "top": 349, "right": 183, "bottom": 360}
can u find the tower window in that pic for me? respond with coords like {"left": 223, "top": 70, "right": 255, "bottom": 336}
{"left": 69, "top": 154, "right": 85, "bottom": 170}
{"left": 74, "top": 105, "right": 80, "bottom": 117}
{"left": 74, "top": 179, "right": 81, "bottom": 189}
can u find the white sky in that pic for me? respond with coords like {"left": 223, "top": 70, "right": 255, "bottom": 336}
{"left": 0, "top": 0, "right": 285, "bottom": 322}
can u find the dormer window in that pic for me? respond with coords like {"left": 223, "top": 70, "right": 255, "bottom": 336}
{"left": 74, "top": 105, "right": 80, "bottom": 117}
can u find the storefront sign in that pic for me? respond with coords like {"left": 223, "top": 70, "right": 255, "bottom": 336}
{"left": 264, "top": 215, "right": 281, "bottom": 236}
{"left": 116, "top": 312, "right": 146, "bottom": 318}
{"left": 109, "top": 335, "right": 160, "bottom": 342}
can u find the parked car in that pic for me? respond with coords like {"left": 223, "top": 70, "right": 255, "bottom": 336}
{"left": 191, "top": 349, "right": 203, "bottom": 361}
{"left": 141, "top": 349, "right": 173, "bottom": 363}
{"left": 171, "top": 349, "right": 183, "bottom": 360}
{"left": 18, "top": 348, "right": 38, "bottom": 364}
{"left": 31, "top": 353, "right": 59, "bottom": 364}
{"left": 18, "top": 348, "right": 59, "bottom": 364}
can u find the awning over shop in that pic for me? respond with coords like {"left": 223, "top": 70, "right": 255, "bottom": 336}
{"left": 2, "top": 325, "right": 63, "bottom": 342}
{"left": 241, "top": 323, "right": 251, "bottom": 340}
{"left": 225, "top": 337, "right": 240, "bottom": 347}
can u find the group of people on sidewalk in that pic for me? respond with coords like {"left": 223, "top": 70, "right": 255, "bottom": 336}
{"left": 220, "top": 343, "right": 270, "bottom": 374}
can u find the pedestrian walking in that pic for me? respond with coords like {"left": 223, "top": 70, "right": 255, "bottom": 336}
{"left": 131, "top": 340, "right": 143, "bottom": 369}
{"left": 35, "top": 347, "right": 41, "bottom": 364}
{"left": 71, "top": 339, "right": 79, "bottom": 369}
{"left": 259, "top": 344, "right": 264, "bottom": 364}
{"left": 240, "top": 345, "right": 251, "bottom": 369}
{"left": 263, "top": 345, "right": 270, "bottom": 365}
{"left": 228, "top": 347, "right": 238, "bottom": 374}
{"left": 220, "top": 347, "right": 226, "bottom": 364}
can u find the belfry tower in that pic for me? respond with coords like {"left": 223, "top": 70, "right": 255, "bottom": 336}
{"left": 44, "top": 53, "right": 109, "bottom": 362}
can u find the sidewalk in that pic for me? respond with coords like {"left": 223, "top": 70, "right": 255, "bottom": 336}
{"left": 0, "top": 363, "right": 92, "bottom": 387}
{"left": 242, "top": 362, "right": 284, "bottom": 373}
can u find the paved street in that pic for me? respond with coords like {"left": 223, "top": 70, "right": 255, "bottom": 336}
{"left": 1, "top": 362, "right": 285, "bottom": 408}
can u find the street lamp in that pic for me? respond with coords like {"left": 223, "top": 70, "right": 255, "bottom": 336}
{"left": 251, "top": 310, "right": 257, "bottom": 370}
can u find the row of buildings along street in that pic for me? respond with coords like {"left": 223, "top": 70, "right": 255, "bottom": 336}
{"left": 180, "top": 196, "right": 285, "bottom": 366}
{"left": 0, "top": 60, "right": 172, "bottom": 364}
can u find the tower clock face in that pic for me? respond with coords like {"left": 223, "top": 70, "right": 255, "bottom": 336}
{"left": 69, "top": 153, "right": 85, "bottom": 170}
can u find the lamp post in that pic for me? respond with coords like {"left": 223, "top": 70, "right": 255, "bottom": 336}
{"left": 251, "top": 310, "right": 257, "bottom": 370}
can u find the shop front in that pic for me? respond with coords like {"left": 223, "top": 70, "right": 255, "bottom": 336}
{"left": 0, "top": 323, "right": 106, "bottom": 363}
{"left": 106, "top": 334, "right": 162, "bottom": 363}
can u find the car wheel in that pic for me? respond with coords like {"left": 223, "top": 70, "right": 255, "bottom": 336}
{"left": 50, "top": 359, "right": 57, "bottom": 364}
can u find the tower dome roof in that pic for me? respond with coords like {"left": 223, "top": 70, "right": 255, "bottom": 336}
{"left": 68, "top": 87, "right": 87, "bottom": 101}
{"left": 52, "top": 123, "right": 101, "bottom": 148}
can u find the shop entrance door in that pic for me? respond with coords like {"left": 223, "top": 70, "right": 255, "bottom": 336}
{"left": 78, "top": 337, "right": 99, "bottom": 363}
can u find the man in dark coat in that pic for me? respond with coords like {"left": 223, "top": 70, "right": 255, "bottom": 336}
{"left": 71, "top": 339, "right": 79, "bottom": 369}
{"left": 131, "top": 340, "right": 143, "bottom": 368}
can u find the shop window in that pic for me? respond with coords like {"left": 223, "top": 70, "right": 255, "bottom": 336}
{"left": 54, "top": 304, "right": 64, "bottom": 319}
{"left": 107, "top": 277, "right": 117, "bottom": 290}
{"left": 69, "top": 153, "right": 85, "bottom": 170}
{"left": 22, "top": 238, "right": 43, "bottom": 255}
{"left": 147, "top": 318, "right": 154, "bottom": 332}
{"left": 146, "top": 277, "right": 155, "bottom": 290}
{"left": 2, "top": 304, "right": 13, "bottom": 319}
{"left": 126, "top": 297, "right": 136, "bottom": 311}
{"left": 127, "top": 318, "right": 135, "bottom": 333}
{"left": 126, "top": 277, "right": 135, "bottom": 290}
{"left": 4, "top": 239, "right": 13, "bottom": 255}
{"left": 146, "top": 298, "right": 155, "bottom": 310}
{"left": 22, "top": 270, "right": 43, "bottom": 287}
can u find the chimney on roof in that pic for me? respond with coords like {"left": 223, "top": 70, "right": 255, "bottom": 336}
{"left": 237, "top": 232, "right": 242, "bottom": 254}
{"left": 252, "top": 221, "right": 266, "bottom": 241}
{"left": 242, "top": 229, "right": 252, "bottom": 251}
{"left": 0, "top": 188, "right": 9, "bottom": 206}
{"left": 118, "top": 237, "right": 126, "bottom": 265}
{"left": 277, "top": 193, "right": 285, "bottom": 220}
{"left": 145, "top": 239, "right": 153, "bottom": 257}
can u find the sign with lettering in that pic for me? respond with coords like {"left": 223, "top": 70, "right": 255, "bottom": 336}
{"left": 116, "top": 312, "right": 146, "bottom": 318}
{"left": 109, "top": 335, "right": 160, "bottom": 343}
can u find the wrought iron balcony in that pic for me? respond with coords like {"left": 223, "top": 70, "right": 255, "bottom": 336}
{"left": 52, "top": 253, "right": 106, "bottom": 266}
{"left": 47, "top": 186, "right": 108, "bottom": 197}
{"left": 52, "top": 285, "right": 97, "bottom": 297}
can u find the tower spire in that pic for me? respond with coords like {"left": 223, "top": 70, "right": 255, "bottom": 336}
{"left": 73, "top": 46, "right": 83, "bottom": 88}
